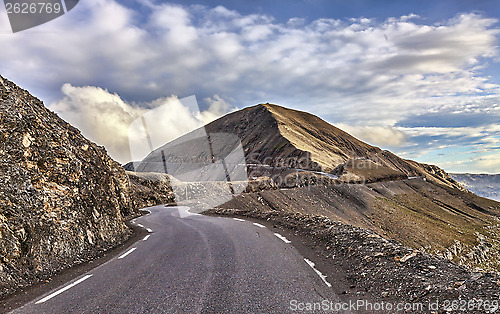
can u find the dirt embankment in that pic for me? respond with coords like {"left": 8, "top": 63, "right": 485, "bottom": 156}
{"left": 205, "top": 207, "right": 500, "bottom": 312}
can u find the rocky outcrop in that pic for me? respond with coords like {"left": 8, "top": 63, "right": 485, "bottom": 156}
{"left": 0, "top": 76, "right": 137, "bottom": 298}
{"left": 126, "top": 171, "right": 277, "bottom": 212}
{"left": 134, "top": 103, "right": 463, "bottom": 190}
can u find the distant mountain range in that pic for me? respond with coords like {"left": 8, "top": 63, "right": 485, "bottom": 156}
{"left": 451, "top": 173, "right": 500, "bottom": 202}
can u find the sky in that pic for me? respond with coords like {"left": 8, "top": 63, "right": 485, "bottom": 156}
{"left": 0, "top": 0, "right": 499, "bottom": 173}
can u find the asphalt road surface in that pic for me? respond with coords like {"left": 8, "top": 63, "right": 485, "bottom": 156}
{"left": 12, "top": 206, "right": 341, "bottom": 313}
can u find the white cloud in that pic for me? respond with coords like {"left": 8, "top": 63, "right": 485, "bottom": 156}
{"left": 1, "top": 2, "right": 497, "bottom": 117}
{"left": 50, "top": 84, "right": 145, "bottom": 163}
{"left": 49, "top": 85, "right": 234, "bottom": 163}
{"left": 390, "top": 124, "right": 500, "bottom": 173}
{"left": 398, "top": 124, "right": 500, "bottom": 144}
{"left": 432, "top": 153, "right": 500, "bottom": 174}
{"left": 198, "top": 95, "right": 234, "bottom": 124}
{"left": 242, "top": 24, "right": 273, "bottom": 42}
{"left": 336, "top": 124, "right": 407, "bottom": 147}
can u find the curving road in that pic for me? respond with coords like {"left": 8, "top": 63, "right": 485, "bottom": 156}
{"left": 12, "top": 206, "right": 341, "bottom": 313}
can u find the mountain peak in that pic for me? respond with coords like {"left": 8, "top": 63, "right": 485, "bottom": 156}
{"left": 136, "top": 103, "right": 462, "bottom": 189}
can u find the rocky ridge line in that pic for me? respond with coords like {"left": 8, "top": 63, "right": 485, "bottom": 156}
{"left": 0, "top": 76, "right": 140, "bottom": 298}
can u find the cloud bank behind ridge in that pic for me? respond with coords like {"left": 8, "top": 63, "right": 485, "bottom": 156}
{"left": 0, "top": 1, "right": 499, "bottom": 172}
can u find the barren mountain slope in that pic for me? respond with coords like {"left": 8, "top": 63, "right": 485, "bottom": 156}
{"left": 262, "top": 104, "right": 463, "bottom": 189}
{"left": 195, "top": 104, "right": 499, "bottom": 271}
{"left": 131, "top": 102, "right": 500, "bottom": 270}
{"left": 136, "top": 103, "right": 463, "bottom": 190}
{"left": 262, "top": 103, "right": 378, "bottom": 170}
{"left": 135, "top": 103, "right": 320, "bottom": 174}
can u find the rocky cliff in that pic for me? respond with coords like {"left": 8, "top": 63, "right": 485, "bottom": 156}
{"left": 0, "top": 76, "right": 137, "bottom": 298}
{"left": 126, "top": 171, "right": 175, "bottom": 208}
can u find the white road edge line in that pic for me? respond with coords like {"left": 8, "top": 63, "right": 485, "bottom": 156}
{"left": 35, "top": 274, "right": 93, "bottom": 304}
{"left": 304, "top": 258, "right": 332, "bottom": 288}
{"left": 274, "top": 233, "right": 291, "bottom": 243}
{"left": 143, "top": 235, "right": 150, "bottom": 241}
{"left": 253, "top": 222, "right": 266, "bottom": 228}
{"left": 118, "top": 247, "right": 136, "bottom": 259}
{"left": 233, "top": 218, "right": 245, "bottom": 222}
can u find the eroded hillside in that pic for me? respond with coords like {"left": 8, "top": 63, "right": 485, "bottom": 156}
{"left": 131, "top": 102, "right": 499, "bottom": 271}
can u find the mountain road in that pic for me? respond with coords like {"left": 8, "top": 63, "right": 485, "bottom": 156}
{"left": 11, "top": 205, "right": 342, "bottom": 313}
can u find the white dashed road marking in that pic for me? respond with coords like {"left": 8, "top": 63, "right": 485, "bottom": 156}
{"left": 143, "top": 235, "right": 150, "bottom": 241}
{"left": 253, "top": 223, "right": 266, "bottom": 228}
{"left": 274, "top": 233, "right": 291, "bottom": 243}
{"left": 35, "top": 274, "right": 93, "bottom": 304}
{"left": 146, "top": 228, "right": 153, "bottom": 233}
{"left": 137, "top": 224, "right": 144, "bottom": 228}
{"left": 304, "top": 258, "right": 332, "bottom": 288}
{"left": 118, "top": 248, "right": 137, "bottom": 259}
{"left": 233, "top": 218, "right": 245, "bottom": 222}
